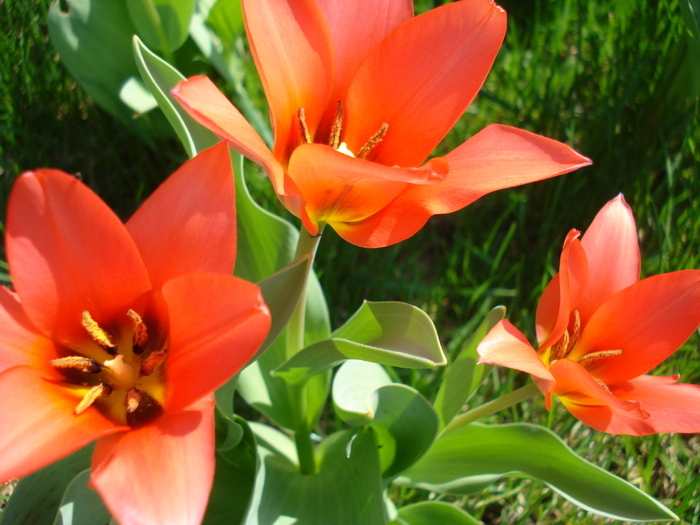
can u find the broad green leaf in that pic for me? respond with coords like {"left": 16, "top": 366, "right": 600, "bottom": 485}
{"left": 232, "top": 153, "right": 331, "bottom": 430}
{"left": 243, "top": 428, "right": 386, "bottom": 525}
{"left": 433, "top": 306, "right": 504, "bottom": 429}
{"left": 2, "top": 445, "right": 93, "bottom": 525}
{"left": 396, "top": 502, "right": 481, "bottom": 525}
{"left": 275, "top": 301, "right": 446, "bottom": 384}
{"left": 133, "top": 36, "right": 218, "bottom": 158}
{"left": 48, "top": 0, "right": 159, "bottom": 125}
{"left": 127, "top": 0, "right": 195, "bottom": 53}
{"left": 397, "top": 422, "right": 677, "bottom": 522}
{"left": 332, "top": 361, "right": 438, "bottom": 477}
{"left": 204, "top": 415, "right": 258, "bottom": 525}
{"left": 53, "top": 470, "right": 110, "bottom": 525}
{"left": 207, "top": 0, "right": 244, "bottom": 43}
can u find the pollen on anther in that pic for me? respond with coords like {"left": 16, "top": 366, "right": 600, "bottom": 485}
{"left": 328, "top": 101, "right": 344, "bottom": 149}
{"left": 127, "top": 309, "right": 148, "bottom": 354}
{"left": 82, "top": 310, "right": 117, "bottom": 354}
{"left": 140, "top": 347, "right": 168, "bottom": 376}
{"left": 576, "top": 349, "right": 623, "bottom": 367}
{"left": 51, "top": 356, "right": 101, "bottom": 374}
{"left": 297, "top": 107, "right": 312, "bottom": 144}
{"left": 75, "top": 383, "right": 112, "bottom": 415}
{"left": 357, "top": 123, "right": 389, "bottom": 159}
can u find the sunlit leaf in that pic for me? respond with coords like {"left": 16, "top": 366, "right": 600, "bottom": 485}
{"left": 433, "top": 306, "right": 504, "bottom": 429}
{"left": 127, "top": 0, "right": 195, "bottom": 53}
{"left": 395, "top": 501, "right": 481, "bottom": 525}
{"left": 53, "top": 469, "right": 110, "bottom": 525}
{"left": 275, "top": 301, "right": 446, "bottom": 384}
{"left": 397, "top": 422, "right": 677, "bottom": 522}
{"left": 133, "top": 36, "right": 218, "bottom": 158}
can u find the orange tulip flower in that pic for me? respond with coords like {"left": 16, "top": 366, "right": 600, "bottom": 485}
{"left": 0, "top": 143, "right": 271, "bottom": 525}
{"left": 173, "top": 0, "right": 591, "bottom": 248}
{"left": 478, "top": 195, "right": 700, "bottom": 435}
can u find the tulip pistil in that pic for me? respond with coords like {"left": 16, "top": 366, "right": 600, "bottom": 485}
{"left": 51, "top": 309, "right": 167, "bottom": 425}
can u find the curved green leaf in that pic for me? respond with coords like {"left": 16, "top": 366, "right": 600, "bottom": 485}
{"left": 53, "top": 470, "right": 110, "bottom": 525}
{"left": 133, "top": 36, "right": 218, "bottom": 158}
{"left": 396, "top": 502, "right": 481, "bottom": 525}
{"left": 2, "top": 445, "right": 93, "bottom": 525}
{"left": 332, "top": 361, "right": 438, "bottom": 477}
{"left": 433, "top": 306, "right": 504, "bottom": 429}
{"left": 206, "top": 0, "right": 244, "bottom": 43}
{"left": 397, "top": 422, "right": 677, "bottom": 522}
{"left": 127, "top": 0, "right": 195, "bottom": 53}
{"left": 275, "top": 301, "right": 446, "bottom": 384}
{"left": 243, "top": 428, "right": 385, "bottom": 525}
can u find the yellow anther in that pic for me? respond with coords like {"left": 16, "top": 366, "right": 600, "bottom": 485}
{"left": 576, "top": 349, "right": 623, "bottom": 367}
{"left": 357, "top": 123, "right": 389, "bottom": 159}
{"left": 75, "top": 383, "right": 112, "bottom": 415}
{"left": 50, "top": 356, "right": 101, "bottom": 374}
{"left": 127, "top": 309, "right": 148, "bottom": 354}
{"left": 550, "top": 329, "right": 570, "bottom": 361}
{"left": 139, "top": 347, "right": 168, "bottom": 376}
{"left": 328, "top": 101, "right": 344, "bottom": 149}
{"left": 82, "top": 310, "right": 117, "bottom": 354}
{"left": 297, "top": 107, "right": 312, "bottom": 144}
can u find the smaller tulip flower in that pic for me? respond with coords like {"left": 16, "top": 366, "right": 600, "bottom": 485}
{"left": 0, "top": 143, "right": 271, "bottom": 525}
{"left": 478, "top": 195, "right": 700, "bottom": 435}
{"left": 172, "top": 0, "right": 591, "bottom": 248}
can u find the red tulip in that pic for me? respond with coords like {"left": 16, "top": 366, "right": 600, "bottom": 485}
{"left": 172, "top": 0, "right": 591, "bottom": 248}
{"left": 0, "top": 143, "right": 271, "bottom": 525}
{"left": 478, "top": 195, "right": 700, "bottom": 435}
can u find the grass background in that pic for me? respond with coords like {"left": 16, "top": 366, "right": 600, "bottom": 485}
{"left": 1, "top": 0, "right": 699, "bottom": 523}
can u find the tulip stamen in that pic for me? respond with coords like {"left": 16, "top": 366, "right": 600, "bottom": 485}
{"left": 127, "top": 309, "right": 148, "bottom": 355}
{"left": 328, "top": 101, "right": 344, "bottom": 149}
{"left": 140, "top": 347, "right": 168, "bottom": 376}
{"left": 576, "top": 349, "right": 623, "bottom": 367}
{"left": 548, "top": 310, "right": 582, "bottom": 362}
{"left": 75, "top": 383, "right": 112, "bottom": 415}
{"left": 50, "top": 356, "right": 102, "bottom": 374}
{"left": 82, "top": 310, "right": 117, "bottom": 355}
{"left": 594, "top": 378, "right": 613, "bottom": 395}
{"left": 357, "top": 123, "right": 389, "bottom": 159}
{"left": 297, "top": 107, "right": 312, "bottom": 144}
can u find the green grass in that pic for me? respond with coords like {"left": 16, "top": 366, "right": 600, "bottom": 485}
{"left": 2, "top": 0, "right": 699, "bottom": 523}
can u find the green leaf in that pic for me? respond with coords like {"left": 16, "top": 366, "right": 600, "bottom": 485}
{"left": 433, "top": 306, "right": 504, "bottom": 429}
{"left": 242, "top": 427, "right": 386, "bottom": 525}
{"left": 397, "top": 422, "right": 677, "bottom": 522}
{"left": 332, "top": 361, "right": 438, "bottom": 477}
{"left": 204, "top": 415, "right": 258, "bottom": 525}
{"left": 2, "top": 445, "right": 93, "bottom": 525}
{"left": 127, "top": 0, "right": 195, "bottom": 53}
{"left": 396, "top": 502, "right": 481, "bottom": 525}
{"left": 275, "top": 301, "right": 446, "bottom": 384}
{"left": 207, "top": 0, "right": 244, "bottom": 43}
{"left": 48, "top": 0, "right": 158, "bottom": 125}
{"left": 53, "top": 470, "right": 110, "bottom": 525}
{"left": 133, "top": 36, "right": 218, "bottom": 158}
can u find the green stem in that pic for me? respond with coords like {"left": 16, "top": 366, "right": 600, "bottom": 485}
{"left": 441, "top": 382, "right": 540, "bottom": 435}
{"left": 286, "top": 225, "right": 324, "bottom": 474}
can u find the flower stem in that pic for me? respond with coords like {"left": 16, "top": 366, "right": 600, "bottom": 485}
{"left": 441, "top": 382, "right": 540, "bottom": 435}
{"left": 286, "top": 225, "right": 323, "bottom": 475}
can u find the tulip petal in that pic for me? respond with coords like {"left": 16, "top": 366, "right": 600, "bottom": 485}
{"left": 161, "top": 273, "right": 270, "bottom": 412}
{"left": 6, "top": 170, "right": 151, "bottom": 346}
{"left": 0, "top": 287, "right": 60, "bottom": 375}
{"left": 607, "top": 375, "right": 700, "bottom": 435}
{"left": 315, "top": 0, "right": 412, "bottom": 132}
{"left": 172, "top": 77, "right": 285, "bottom": 193}
{"left": 549, "top": 359, "right": 649, "bottom": 434}
{"left": 344, "top": 0, "right": 506, "bottom": 167}
{"left": 288, "top": 143, "right": 448, "bottom": 235}
{"left": 573, "top": 270, "right": 700, "bottom": 384}
{"left": 578, "top": 195, "right": 640, "bottom": 325}
{"left": 536, "top": 231, "right": 588, "bottom": 350}
{"left": 91, "top": 395, "right": 215, "bottom": 525}
{"left": 0, "top": 366, "right": 124, "bottom": 481}
{"left": 477, "top": 319, "right": 554, "bottom": 385}
{"left": 242, "top": 0, "right": 333, "bottom": 162}
{"left": 127, "top": 143, "right": 236, "bottom": 290}
{"left": 332, "top": 125, "right": 591, "bottom": 248}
